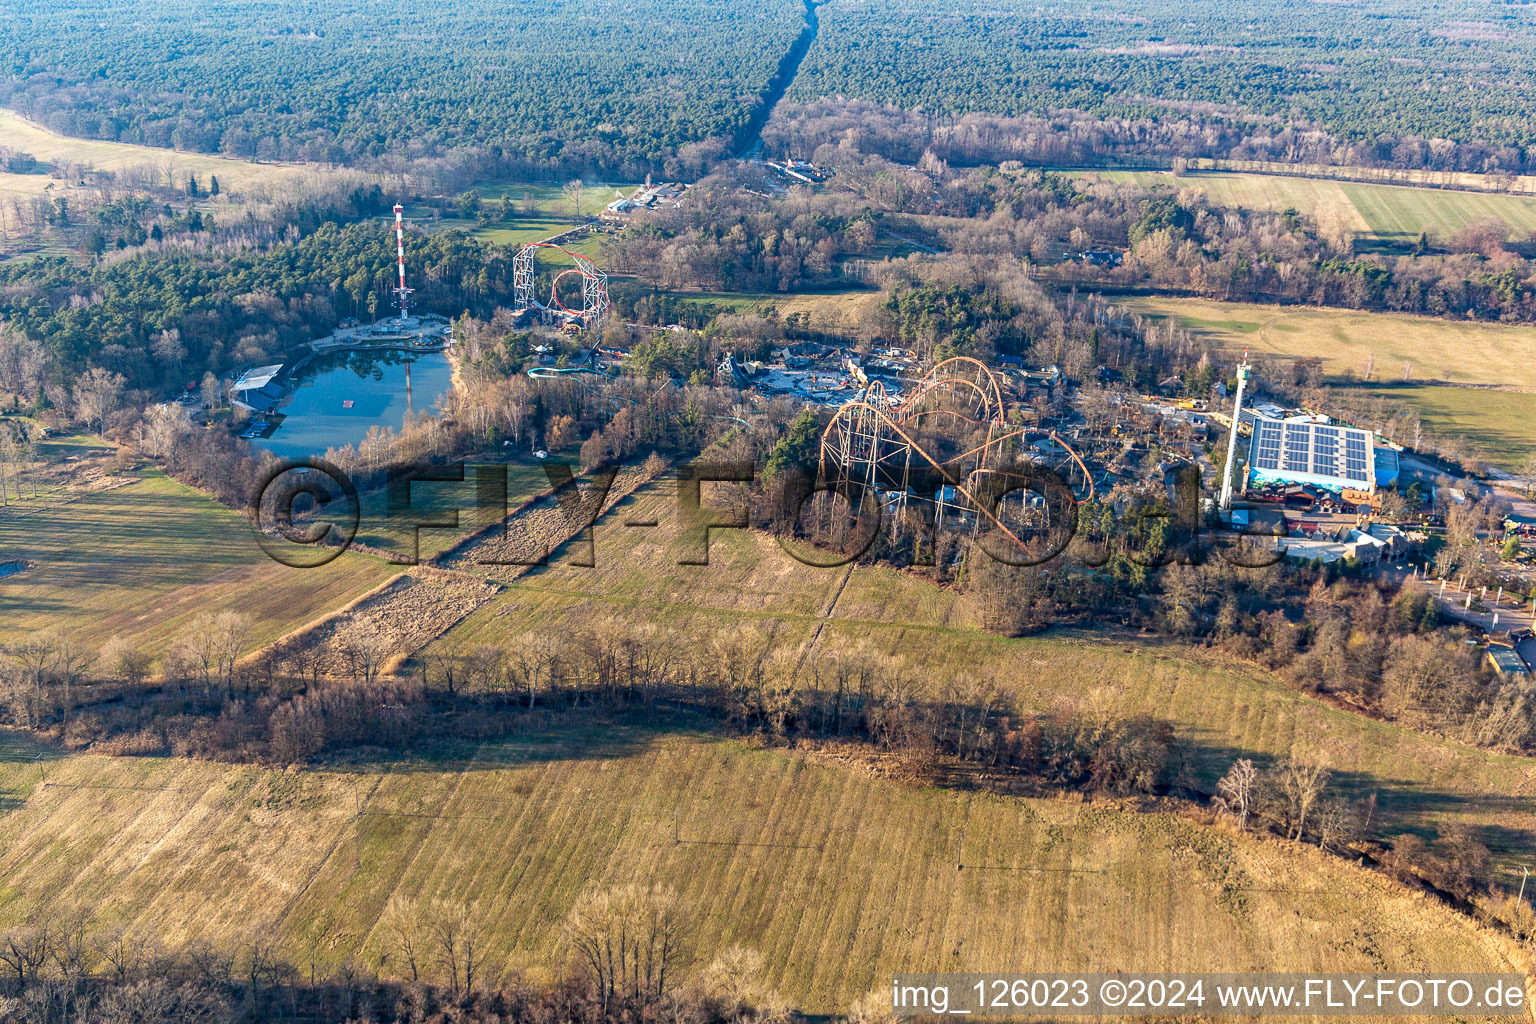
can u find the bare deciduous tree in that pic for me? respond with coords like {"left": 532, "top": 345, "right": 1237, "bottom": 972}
{"left": 379, "top": 895, "right": 422, "bottom": 982}
{"left": 564, "top": 884, "right": 690, "bottom": 1011}
{"left": 427, "top": 899, "right": 484, "bottom": 996}
{"left": 72, "top": 367, "right": 126, "bottom": 435}
{"left": 0, "top": 923, "right": 51, "bottom": 989}
{"left": 1273, "top": 748, "right": 1331, "bottom": 841}
{"left": 510, "top": 631, "right": 558, "bottom": 708}
{"left": 179, "top": 612, "right": 252, "bottom": 693}
{"left": 343, "top": 625, "right": 394, "bottom": 684}
{"left": 1214, "top": 757, "right": 1258, "bottom": 830}
{"left": 99, "top": 635, "right": 153, "bottom": 686}
{"left": 138, "top": 402, "right": 193, "bottom": 468}
{"left": 563, "top": 178, "right": 585, "bottom": 218}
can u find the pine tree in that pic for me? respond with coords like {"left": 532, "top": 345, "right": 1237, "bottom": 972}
{"left": 187, "top": 174, "right": 199, "bottom": 198}
{"left": 209, "top": 175, "right": 220, "bottom": 197}
{"left": 764, "top": 410, "right": 821, "bottom": 478}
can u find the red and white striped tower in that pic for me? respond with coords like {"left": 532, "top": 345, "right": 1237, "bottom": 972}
{"left": 392, "top": 203, "right": 413, "bottom": 320}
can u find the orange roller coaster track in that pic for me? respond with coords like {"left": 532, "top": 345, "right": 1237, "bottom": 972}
{"left": 816, "top": 363, "right": 1093, "bottom": 558}
{"left": 512, "top": 242, "right": 610, "bottom": 330}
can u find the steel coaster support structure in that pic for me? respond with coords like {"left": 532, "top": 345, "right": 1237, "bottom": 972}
{"left": 513, "top": 246, "right": 535, "bottom": 310}
{"left": 816, "top": 360, "right": 1094, "bottom": 560}
{"left": 513, "top": 242, "right": 610, "bottom": 331}
{"left": 910, "top": 356, "right": 1006, "bottom": 422}
{"left": 583, "top": 269, "right": 610, "bottom": 328}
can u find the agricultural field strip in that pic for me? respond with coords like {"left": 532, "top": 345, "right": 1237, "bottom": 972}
{"left": 1117, "top": 296, "right": 1536, "bottom": 388}
{"left": 423, "top": 477, "right": 1536, "bottom": 875}
{"left": 1117, "top": 295, "right": 1536, "bottom": 466}
{"left": 1075, "top": 169, "right": 1536, "bottom": 241}
{"left": 0, "top": 736, "right": 1520, "bottom": 1010}
{"left": 0, "top": 469, "right": 399, "bottom": 651}
{"left": 245, "top": 461, "right": 670, "bottom": 676}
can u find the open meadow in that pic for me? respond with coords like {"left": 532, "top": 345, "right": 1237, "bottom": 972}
{"left": 0, "top": 724, "right": 1523, "bottom": 1015}
{"left": 4, "top": 470, "right": 1536, "bottom": 1011}
{"left": 0, "top": 441, "right": 560, "bottom": 657}
{"left": 1119, "top": 296, "right": 1536, "bottom": 388}
{"left": 0, "top": 468, "right": 398, "bottom": 654}
{"left": 0, "top": 108, "right": 316, "bottom": 201}
{"left": 1343, "top": 384, "right": 1536, "bottom": 468}
{"left": 422, "top": 478, "right": 1536, "bottom": 879}
{"left": 0, "top": 106, "right": 362, "bottom": 262}
{"left": 1119, "top": 295, "right": 1536, "bottom": 469}
{"left": 385, "top": 181, "right": 638, "bottom": 257}
{"left": 1076, "top": 170, "right": 1536, "bottom": 247}
{"left": 649, "top": 288, "right": 886, "bottom": 334}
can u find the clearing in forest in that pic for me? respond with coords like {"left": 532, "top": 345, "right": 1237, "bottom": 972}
{"left": 0, "top": 108, "right": 317, "bottom": 200}
{"left": 1077, "top": 169, "right": 1536, "bottom": 245}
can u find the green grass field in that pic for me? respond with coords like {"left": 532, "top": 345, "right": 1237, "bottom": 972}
{"left": 653, "top": 288, "right": 885, "bottom": 332}
{"left": 0, "top": 444, "right": 572, "bottom": 657}
{"left": 5, "top": 475, "right": 1536, "bottom": 1008}
{"left": 423, "top": 478, "right": 1536, "bottom": 877}
{"left": 1342, "top": 384, "right": 1536, "bottom": 467}
{"left": 467, "top": 181, "right": 634, "bottom": 253}
{"left": 0, "top": 469, "right": 399, "bottom": 654}
{"left": 379, "top": 181, "right": 627, "bottom": 259}
{"left": 1121, "top": 296, "right": 1536, "bottom": 388}
{"left": 1119, "top": 296, "right": 1536, "bottom": 468}
{"left": 0, "top": 726, "right": 1520, "bottom": 1011}
{"left": 1076, "top": 169, "right": 1536, "bottom": 246}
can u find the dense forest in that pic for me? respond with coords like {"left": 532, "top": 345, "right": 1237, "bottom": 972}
{"left": 0, "top": 0, "right": 802, "bottom": 175}
{"left": 0, "top": 221, "right": 515, "bottom": 403}
{"left": 766, "top": 98, "right": 1536, "bottom": 179}
{"left": 10, "top": 0, "right": 1536, "bottom": 177}
{"left": 791, "top": 0, "right": 1536, "bottom": 159}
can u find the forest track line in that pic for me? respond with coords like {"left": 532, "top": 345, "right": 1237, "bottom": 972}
{"left": 734, "top": 0, "right": 824, "bottom": 159}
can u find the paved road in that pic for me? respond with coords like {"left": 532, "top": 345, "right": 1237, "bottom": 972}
{"left": 1399, "top": 451, "right": 1536, "bottom": 519}
{"left": 1393, "top": 563, "right": 1536, "bottom": 636}
{"left": 1518, "top": 636, "right": 1536, "bottom": 668}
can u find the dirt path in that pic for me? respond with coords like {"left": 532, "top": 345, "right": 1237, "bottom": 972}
{"left": 789, "top": 562, "right": 856, "bottom": 677}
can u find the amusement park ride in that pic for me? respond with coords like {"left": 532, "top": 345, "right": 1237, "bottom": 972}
{"left": 818, "top": 357, "right": 1094, "bottom": 561}
{"left": 513, "top": 242, "right": 611, "bottom": 332}
{"left": 499, "top": 231, "right": 1086, "bottom": 559}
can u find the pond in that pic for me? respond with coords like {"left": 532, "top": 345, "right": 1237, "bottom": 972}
{"left": 254, "top": 349, "right": 454, "bottom": 461}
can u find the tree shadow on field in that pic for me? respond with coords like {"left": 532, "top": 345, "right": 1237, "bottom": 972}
{"left": 322, "top": 706, "right": 718, "bottom": 776}
{"left": 1353, "top": 230, "right": 1417, "bottom": 256}
{"left": 0, "top": 728, "right": 66, "bottom": 764}
{"left": 1170, "top": 732, "right": 1536, "bottom": 856}
{"left": 0, "top": 592, "right": 73, "bottom": 619}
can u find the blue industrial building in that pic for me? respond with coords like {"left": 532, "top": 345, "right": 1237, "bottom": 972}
{"left": 1246, "top": 414, "right": 1380, "bottom": 495}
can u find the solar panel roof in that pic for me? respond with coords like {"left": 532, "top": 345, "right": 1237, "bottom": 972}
{"left": 1247, "top": 416, "right": 1372, "bottom": 486}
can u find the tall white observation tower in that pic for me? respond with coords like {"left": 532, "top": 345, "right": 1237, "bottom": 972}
{"left": 392, "top": 203, "right": 413, "bottom": 320}
{"left": 1219, "top": 356, "right": 1252, "bottom": 513}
